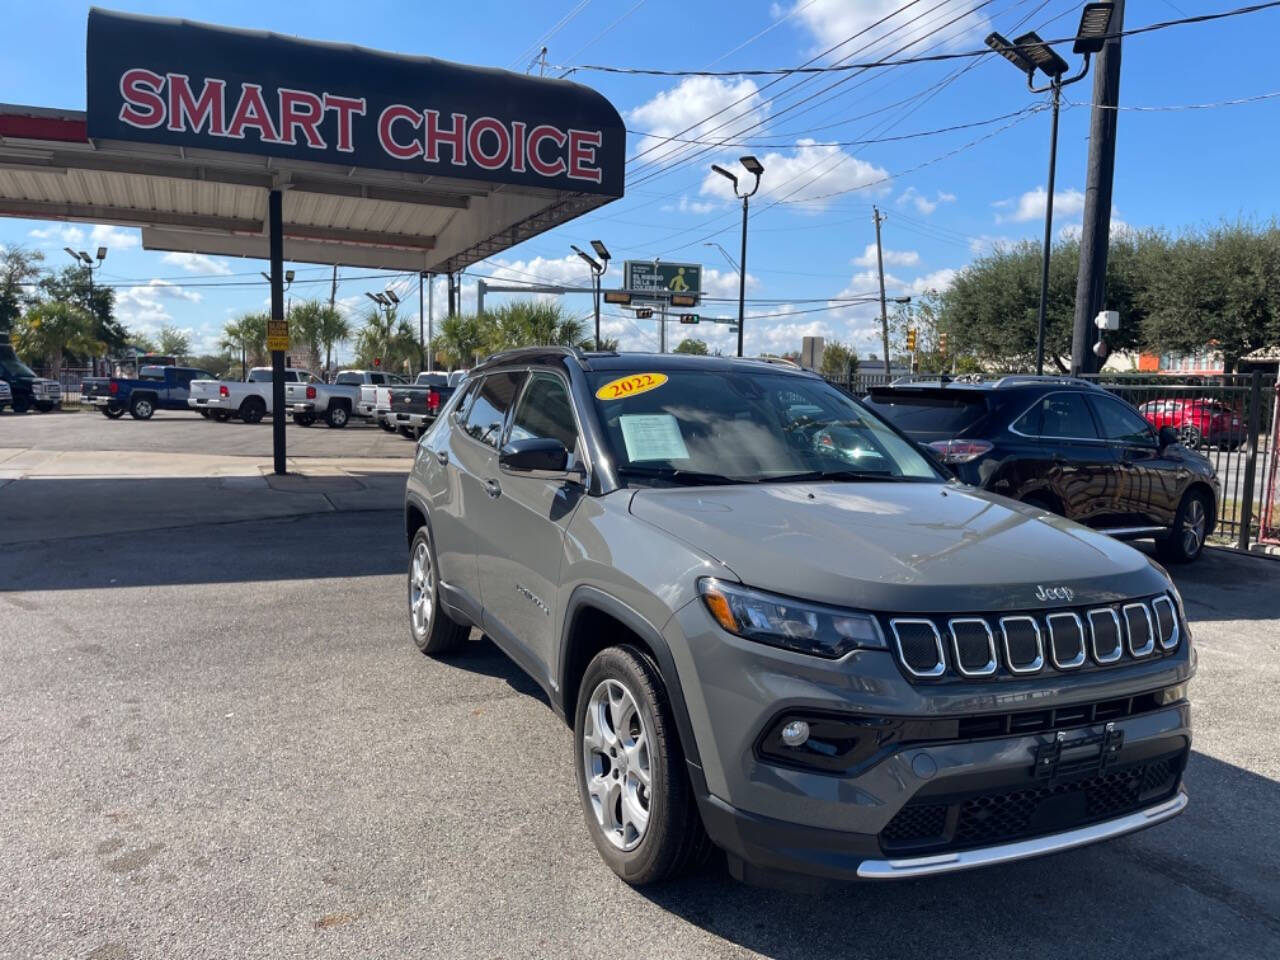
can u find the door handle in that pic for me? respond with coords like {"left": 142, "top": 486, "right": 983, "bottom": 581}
{"left": 435, "top": 449, "right": 448, "bottom": 465}
{"left": 484, "top": 478, "right": 501, "bottom": 499}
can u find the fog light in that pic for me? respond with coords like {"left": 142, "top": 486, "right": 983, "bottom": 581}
{"left": 780, "top": 720, "right": 810, "bottom": 747}
{"left": 1157, "top": 682, "right": 1188, "bottom": 706}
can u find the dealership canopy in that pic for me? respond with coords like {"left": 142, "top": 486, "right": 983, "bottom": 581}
{"left": 0, "top": 8, "right": 626, "bottom": 272}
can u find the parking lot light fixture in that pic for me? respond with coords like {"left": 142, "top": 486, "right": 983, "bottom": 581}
{"left": 1014, "top": 30, "right": 1070, "bottom": 79}
{"left": 1073, "top": 2, "right": 1116, "bottom": 54}
{"left": 384, "top": 288, "right": 401, "bottom": 304}
{"left": 571, "top": 244, "right": 607, "bottom": 347}
{"left": 984, "top": 31, "right": 1036, "bottom": 78}
{"left": 96, "top": 246, "right": 107, "bottom": 261}
{"left": 590, "top": 240, "right": 611, "bottom": 262}
{"left": 711, "top": 163, "right": 737, "bottom": 189}
{"left": 77, "top": 249, "right": 93, "bottom": 264}
{"left": 710, "top": 156, "right": 764, "bottom": 358}
{"left": 740, "top": 155, "right": 764, "bottom": 177}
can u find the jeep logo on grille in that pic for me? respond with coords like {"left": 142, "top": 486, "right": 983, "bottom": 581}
{"left": 1034, "top": 585, "right": 1074, "bottom": 602}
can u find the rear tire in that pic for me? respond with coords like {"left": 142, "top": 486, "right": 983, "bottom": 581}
{"left": 1156, "top": 489, "right": 1211, "bottom": 564}
{"left": 574, "top": 646, "right": 711, "bottom": 886}
{"left": 292, "top": 412, "right": 315, "bottom": 427}
{"left": 12, "top": 396, "right": 30, "bottom": 413}
{"left": 36, "top": 402, "right": 55, "bottom": 413}
{"left": 199, "top": 409, "right": 211, "bottom": 419}
{"left": 326, "top": 403, "right": 350, "bottom": 428}
{"left": 239, "top": 397, "right": 266, "bottom": 424}
{"left": 407, "top": 527, "right": 469, "bottom": 655}
{"left": 129, "top": 396, "right": 155, "bottom": 420}
{"left": 398, "top": 425, "right": 416, "bottom": 439}
{"left": 101, "top": 404, "right": 125, "bottom": 419}
{"left": 378, "top": 419, "right": 395, "bottom": 433}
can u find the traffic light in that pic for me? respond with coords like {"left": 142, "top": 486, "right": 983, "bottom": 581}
{"left": 679, "top": 314, "right": 700, "bottom": 324}
{"left": 635, "top": 308, "right": 653, "bottom": 319}
{"left": 905, "top": 328, "right": 917, "bottom": 351}
{"left": 939, "top": 331, "right": 949, "bottom": 354}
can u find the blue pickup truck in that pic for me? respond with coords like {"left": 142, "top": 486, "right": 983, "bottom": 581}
{"left": 82, "top": 365, "right": 218, "bottom": 419}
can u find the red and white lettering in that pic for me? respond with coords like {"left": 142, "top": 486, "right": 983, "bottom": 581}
{"left": 424, "top": 110, "right": 468, "bottom": 166}
{"left": 567, "top": 129, "right": 602, "bottom": 183}
{"left": 226, "top": 84, "right": 281, "bottom": 142}
{"left": 166, "top": 74, "right": 225, "bottom": 135}
{"left": 378, "top": 104, "right": 423, "bottom": 159}
{"left": 278, "top": 88, "right": 326, "bottom": 148}
{"left": 527, "top": 124, "right": 567, "bottom": 177}
{"left": 467, "top": 116, "right": 511, "bottom": 171}
{"left": 510, "top": 121, "right": 527, "bottom": 173}
{"left": 323, "top": 94, "right": 366, "bottom": 153}
{"left": 119, "top": 68, "right": 166, "bottom": 129}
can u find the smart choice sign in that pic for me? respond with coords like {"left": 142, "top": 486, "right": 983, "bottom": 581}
{"left": 84, "top": 9, "right": 625, "bottom": 196}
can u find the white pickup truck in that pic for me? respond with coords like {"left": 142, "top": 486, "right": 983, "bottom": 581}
{"left": 189, "top": 367, "right": 318, "bottom": 422}
{"left": 285, "top": 369, "right": 403, "bottom": 428}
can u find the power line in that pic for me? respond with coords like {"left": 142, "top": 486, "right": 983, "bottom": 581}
{"left": 555, "top": 2, "right": 1280, "bottom": 76}
{"left": 1065, "top": 89, "right": 1280, "bottom": 111}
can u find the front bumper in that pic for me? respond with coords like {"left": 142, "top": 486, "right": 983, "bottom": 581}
{"left": 667, "top": 599, "right": 1193, "bottom": 882}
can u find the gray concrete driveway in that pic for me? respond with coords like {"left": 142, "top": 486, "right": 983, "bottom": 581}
{"left": 0, "top": 473, "right": 1277, "bottom": 959}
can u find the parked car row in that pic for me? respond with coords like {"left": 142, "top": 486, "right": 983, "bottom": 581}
{"left": 1, "top": 337, "right": 62, "bottom": 412}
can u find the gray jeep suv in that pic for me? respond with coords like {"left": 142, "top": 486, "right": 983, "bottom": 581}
{"left": 403, "top": 348, "right": 1192, "bottom": 885}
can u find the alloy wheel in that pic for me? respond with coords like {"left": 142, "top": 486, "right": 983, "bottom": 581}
{"left": 582, "top": 678, "right": 652, "bottom": 851}
{"left": 409, "top": 540, "right": 434, "bottom": 637}
{"left": 1182, "top": 497, "right": 1206, "bottom": 556}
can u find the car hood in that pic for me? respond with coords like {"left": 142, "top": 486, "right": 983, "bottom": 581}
{"left": 628, "top": 482, "right": 1169, "bottom": 613}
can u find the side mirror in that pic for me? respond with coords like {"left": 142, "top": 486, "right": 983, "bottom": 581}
{"left": 499, "top": 437, "right": 581, "bottom": 481}
{"left": 1158, "top": 425, "right": 1179, "bottom": 450}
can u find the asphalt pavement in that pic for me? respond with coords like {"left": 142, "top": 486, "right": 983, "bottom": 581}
{"left": 1, "top": 431, "right": 1278, "bottom": 958}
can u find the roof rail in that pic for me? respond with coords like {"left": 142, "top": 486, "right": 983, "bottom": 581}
{"left": 476, "top": 345, "right": 585, "bottom": 367}
{"left": 992, "top": 375, "right": 1102, "bottom": 390}
{"left": 887, "top": 373, "right": 953, "bottom": 386}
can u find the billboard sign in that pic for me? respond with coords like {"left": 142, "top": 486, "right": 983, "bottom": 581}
{"left": 623, "top": 261, "right": 702, "bottom": 302}
{"left": 85, "top": 9, "right": 625, "bottom": 197}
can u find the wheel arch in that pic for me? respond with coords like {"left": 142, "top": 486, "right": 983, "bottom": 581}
{"left": 557, "top": 586, "right": 702, "bottom": 771}
{"left": 1185, "top": 480, "right": 1218, "bottom": 535}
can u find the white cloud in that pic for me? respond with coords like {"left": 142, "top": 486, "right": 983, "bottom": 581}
{"left": 783, "top": 0, "right": 991, "bottom": 54}
{"left": 661, "top": 195, "right": 720, "bottom": 215}
{"left": 627, "top": 76, "right": 767, "bottom": 166}
{"left": 699, "top": 139, "right": 890, "bottom": 213}
{"left": 89, "top": 224, "right": 139, "bottom": 250}
{"left": 1059, "top": 217, "right": 1131, "bottom": 241}
{"left": 907, "top": 268, "right": 957, "bottom": 295}
{"left": 897, "top": 186, "right": 956, "bottom": 216}
{"left": 995, "top": 187, "right": 1086, "bottom": 224}
{"left": 967, "top": 234, "right": 1015, "bottom": 255}
{"left": 115, "top": 280, "right": 203, "bottom": 336}
{"left": 26, "top": 222, "right": 138, "bottom": 252}
{"left": 161, "top": 252, "right": 232, "bottom": 276}
{"left": 853, "top": 243, "right": 919, "bottom": 268}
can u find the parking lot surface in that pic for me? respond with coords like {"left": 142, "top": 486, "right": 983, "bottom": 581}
{"left": 1, "top": 458, "right": 1277, "bottom": 960}
{"left": 0, "top": 408, "right": 412, "bottom": 459}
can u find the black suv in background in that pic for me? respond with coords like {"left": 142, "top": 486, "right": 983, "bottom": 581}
{"left": 863, "top": 376, "right": 1220, "bottom": 563}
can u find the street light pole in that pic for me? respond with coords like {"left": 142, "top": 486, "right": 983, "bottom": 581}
{"left": 1035, "top": 77, "right": 1062, "bottom": 376}
{"left": 712, "top": 156, "right": 763, "bottom": 357}
{"left": 571, "top": 241, "right": 611, "bottom": 349}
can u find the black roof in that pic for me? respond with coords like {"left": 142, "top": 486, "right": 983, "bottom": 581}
{"left": 473, "top": 346, "right": 818, "bottom": 377}
{"left": 869, "top": 375, "right": 1104, "bottom": 395}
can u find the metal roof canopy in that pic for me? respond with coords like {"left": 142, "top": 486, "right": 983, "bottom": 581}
{"left": 0, "top": 8, "right": 625, "bottom": 473}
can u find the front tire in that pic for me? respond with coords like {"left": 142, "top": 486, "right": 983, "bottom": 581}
{"left": 326, "top": 403, "right": 349, "bottom": 428}
{"left": 1157, "top": 489, "right": 1211, "bottom": 564}
{"left": 1177, "top": 424, "right": 1203, "bottom": 450}
{"left": 408, "top": 527, "right": 469, "bottom": 655}
{"left": 575, "top": 646, "right": 709, "bottom": 886}
{"left": 36, "top": 402, "right": 55, "bottom": 413}
{"left": 129, "top": 396, "right": 155, "bottom": 420}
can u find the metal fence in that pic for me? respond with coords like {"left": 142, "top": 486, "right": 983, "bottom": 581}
{"left": 31, "top": 365, "right": 95, "bottom": 406}
{"left": 824, "top": 368, "right": 1279, "bottom": 552}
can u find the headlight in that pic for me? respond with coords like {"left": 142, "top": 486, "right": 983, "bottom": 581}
{"left": 698, "top": 578, "right": 885, "bottom": 658}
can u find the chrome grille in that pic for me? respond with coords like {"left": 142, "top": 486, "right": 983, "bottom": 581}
{"left": 1123, "top": 603, "right": 1155, "bottom": 657}
{"left": 890, "top": 619, "right": 945, "bottom": 678}
{"left": 949, "top": 619, "right": 997, "bottom": 677}
{"left": 1000, "top": 616, "right": 1044, "bottom": 674}
{"left": 1046, "top": 612, "right": 1086, "bottom": 670}
{"left": 1151, "top": 596, "right": 1179, "bottom": 650}
{"left": 887, "top": 596, "right": 1180, "bottom": 681}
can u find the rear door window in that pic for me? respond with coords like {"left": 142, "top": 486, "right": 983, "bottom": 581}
{"left": 336, "top": 372, "right": 363, "bottom": 385}
{"left": 1013, "top": 392, "right": 1099, "bottom": 440}
{"left": 462, "top": 372, "right": 524, "bottom": 449}
{"left": 863, "top": 391, "right": 989, "bottom": 438}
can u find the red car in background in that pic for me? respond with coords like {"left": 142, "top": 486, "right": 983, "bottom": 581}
{"left": 1139, "top": 398, "right": 1246, "bottom": 450}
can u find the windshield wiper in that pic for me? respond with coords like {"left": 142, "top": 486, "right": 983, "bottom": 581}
{"left": 764, "top": 469, "right": 903, "bottom": 483}
{"left": 618, "top": 466, "right": 756, "bottom": 486}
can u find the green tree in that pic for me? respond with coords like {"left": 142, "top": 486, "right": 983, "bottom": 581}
{"left": 354, "top": 307, "right": 418, "bottom": 372}
{"left": 220, "top": 312, "right": 269, "bottom": 376}
{"left": 317, "top": 305, "right": 352, "bottom": 376}
{"left": 1140, "top": 222, "right": 1280, "bottom": 371}
{"left": 13, "top": 300, "right": 102, "bottom": 377}
{"left": 0, "top": 246, "right": 43, "bottom": 334}
{"left": 480, "top": 300, "right": 585, "bottom": 352}
{"left": 188, "top": 353, "right": 232, "bottom": 378}
{"left": 157, "top": 324, "right": 191, "bottom": 359}
{"left": 580, "top": 335, "right": 620, "bottom": 351}
{"left": 819, "top": 341, "right": 858, "bottom": 379}
{"left": 437, "top": 313, "right": 488, "bottom": 369}
{"left": 38, "top": 265, "right": 128, "bottom": 352}
{"left": 673, "top": 338, "right": 708, "bottom": 355}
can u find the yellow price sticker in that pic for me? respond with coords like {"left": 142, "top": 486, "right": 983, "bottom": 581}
{"left": 595, "top": 372, "right": 668, "bottom": 401}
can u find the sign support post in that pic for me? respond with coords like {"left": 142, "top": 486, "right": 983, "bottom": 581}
{"left": 268, "top": 188, "right": 287, "bottom": 476}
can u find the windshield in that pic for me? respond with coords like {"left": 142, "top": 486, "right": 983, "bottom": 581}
{"left": 0, "top": 355, "right": 37, "bottom": 379}
{"left": 417, "top": 373, "right": 449, "bottom": 387}
{"left": 588, "top": 368, "right": 941, "bottom": 485}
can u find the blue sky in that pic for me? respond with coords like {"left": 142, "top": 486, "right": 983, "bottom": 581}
{"left": 2, "top": 0, "right": 1277, "bottom": 362}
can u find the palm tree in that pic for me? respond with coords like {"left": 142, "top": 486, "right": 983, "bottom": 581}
{"left": 481, "top": 300, "right": 585, "bottom": 352}
{"left": 13, "top": 300, "right": 102, "bottom": 378}
{"left": 287, "top": 299, "right": 326, "bottom": 369}
{"left": 580, "top": 336, "right": 620, "bottom": 351}
{"left": 220, "top": 311, "right": 269, "bottom": 378}
{"left": 317, "top": 306, "right": 352, "bottom": 379}
{"left": 437, "top": 313, "right": 488, "bottom": 369}
{"left": 354, "top": 307, "right": 418, "bottom": 373}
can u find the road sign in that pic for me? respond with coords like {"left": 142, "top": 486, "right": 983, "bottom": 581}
{"left": 635, "top": 308, "right": 653, "bottom": 319}
{"left": 623, "top": 260, "right": 702, "bottom": 302}
{"left": 266, "top": 319, "right": 289, "bottom": 352}
{"left": 604, "top": 290, "right": 632, "bottom": 305}
{"left": 679, "top": 314, "right": 699, "bottom": 324}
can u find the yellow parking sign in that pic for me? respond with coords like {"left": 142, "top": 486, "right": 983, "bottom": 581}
{"left": 267, "top": 319, "right": 290, "bottom": 352}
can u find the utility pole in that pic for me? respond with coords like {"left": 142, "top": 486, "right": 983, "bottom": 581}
{"left": 1072, "top": 0, "right": 1124, "bottom": 375}
{"left": 448, "top": 272, "right": 457, "bottom": 317}
{"left": 873, "top": 206, "right": 891, "bottom": 377}
{"left": 425, "top": 273, "right": 434, "bottom": 372}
